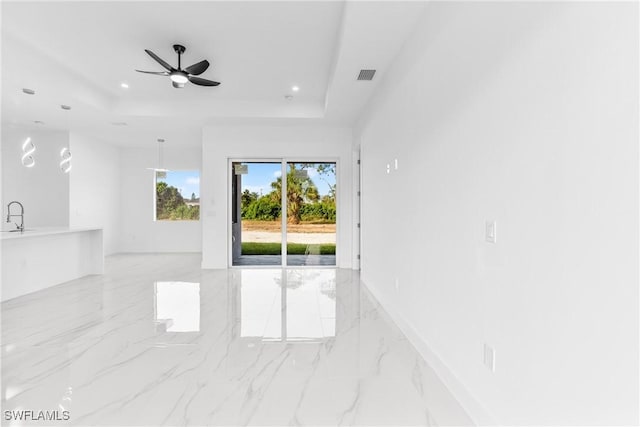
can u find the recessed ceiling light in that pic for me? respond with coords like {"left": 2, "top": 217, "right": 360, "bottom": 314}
{"left": 121, "top": 83, "right": 129, "bottom": 89}
{"left": 34, "top": 120, "right": 44, "bottom": 125}
{"left": 292, "top": 86, "right": 299, "bottom": 92}
{"left": 61, "top": 104, "right": 71, "bottom": 110}
{"left": 111, "top": 121, "right": 128, "bottom": 126}
{"left": 22, "top": 88, "right": 35, "bottom": 95}
{"left": 284, "top": 95, "right": 293, "bottom": 101}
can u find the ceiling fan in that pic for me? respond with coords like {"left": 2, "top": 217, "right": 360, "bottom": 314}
{"left": 136, "top": 44, "right": 220, "bottom": 88}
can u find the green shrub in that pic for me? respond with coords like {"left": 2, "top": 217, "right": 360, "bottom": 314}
{"left": 156, "top": 182, "right": 199, "bottom": 220}
{"left": 242, "top": 196, "right": 281, "bottom": 220}
{"left": 300, "top": 200, "right": 336, "bottom": 221}
{"left": 169, "top": 204, "right": 199, "bottom": 220}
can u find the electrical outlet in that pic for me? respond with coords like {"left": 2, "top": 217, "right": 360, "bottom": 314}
{"left": 485, "top": 220, "right": 497, "bottom": 243}
{"left": 483, "top": 344, "right": 496, "bottom": 372}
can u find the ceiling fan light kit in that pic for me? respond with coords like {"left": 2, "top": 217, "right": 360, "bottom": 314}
{"left": 170, "top": 71, "right": 188, "bottom": 84}
{"left": 136, "top": 44, "right": 221, "bottom": 88}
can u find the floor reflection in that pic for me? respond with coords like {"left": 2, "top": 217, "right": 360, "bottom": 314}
{"left": 155, "top": 281, "right": 200, "bottom": 333}
{"left": 237, "top": 270, "right": 337, "bottom": 342}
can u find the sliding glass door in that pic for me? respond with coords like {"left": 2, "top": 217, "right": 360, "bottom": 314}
{"left": 231, "top": 162, "right": 283, "bottom": 266}
{"left": 230, "top": 160, "right": 337, "bottom": 267}
{"left": 285, "top": 162, "right": 336, "bottom": 266}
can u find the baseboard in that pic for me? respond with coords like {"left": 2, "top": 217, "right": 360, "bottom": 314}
{"left": 362, "top": 279, "right": 498, "bottom": 426}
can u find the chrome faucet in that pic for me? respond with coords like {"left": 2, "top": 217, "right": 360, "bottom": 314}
{"left": 6, "top": 201, "right": 24, "bottom": 232}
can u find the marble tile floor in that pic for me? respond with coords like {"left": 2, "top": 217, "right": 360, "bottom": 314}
{"left": 2, "top": 254, "right": 472, "bottom": 426}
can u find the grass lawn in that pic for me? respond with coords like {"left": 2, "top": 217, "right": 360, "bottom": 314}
{"left": 242, "top": 242, "right": 336, "bottom": 255}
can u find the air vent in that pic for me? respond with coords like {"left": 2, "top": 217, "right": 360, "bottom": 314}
{"left": 357, "top": 69, "right": 376, "bottom": 81}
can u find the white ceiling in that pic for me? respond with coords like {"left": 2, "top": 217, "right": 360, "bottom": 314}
{"left": 1, "top": 1, "right": 425, "bottom": 146}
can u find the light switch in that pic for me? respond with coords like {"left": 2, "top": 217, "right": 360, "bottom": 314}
{"left": 485, "top": 221, "right": 497, "bottom": 243}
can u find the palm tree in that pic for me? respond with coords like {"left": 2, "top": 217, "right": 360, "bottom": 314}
{"left": 270, "top": 164, "right": 319, "bottom": 224}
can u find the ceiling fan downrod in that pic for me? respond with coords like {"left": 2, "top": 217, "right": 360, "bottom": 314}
{"left": 173, "top": 44, "right": 185, "bottom": 69}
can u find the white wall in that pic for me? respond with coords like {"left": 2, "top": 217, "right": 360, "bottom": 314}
{"left": 69, "top": 132, "right": 121, "bottom": 255}
{"left": 356, "top": 2, "right": 638, "bottom": 426}
{"left": 1, "top": 126, "right": 69, "bottom": 228}
{"left": 119, "top": 146, "right": 202, "bottom": 253}
{"left": 201, "top": 125, "right": 354, "bottom": 269}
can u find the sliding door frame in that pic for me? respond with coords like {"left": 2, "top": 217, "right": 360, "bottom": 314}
{"left": 227, "top": 157, "right": 339, "bottom": 268}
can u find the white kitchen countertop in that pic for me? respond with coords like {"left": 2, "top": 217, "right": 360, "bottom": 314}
{"left": 0, "top": 226, "right": 102, "bottom": 240}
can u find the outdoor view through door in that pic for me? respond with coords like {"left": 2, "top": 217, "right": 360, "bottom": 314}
{"left": 231, "top": 161, "right": 337, "bottom": 266}
{"left": 285, "top": 162, "right": 336, "bottom": 266}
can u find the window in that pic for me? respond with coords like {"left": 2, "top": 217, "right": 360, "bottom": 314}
{"left": 155, "top": 170, "right": 200, "bottom": 221}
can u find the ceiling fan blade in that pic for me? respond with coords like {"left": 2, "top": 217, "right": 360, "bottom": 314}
{"left": 144, "top": 49, "right": 174, "bottom": 71}
{"left": 184, "top": 60, "right": 210, "bottom": 76}
{"left": 188, "top": 76, "right": 220, "bottom": 86}
{"left": 136, "top": 70, "right": 170, "bottom": 75}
